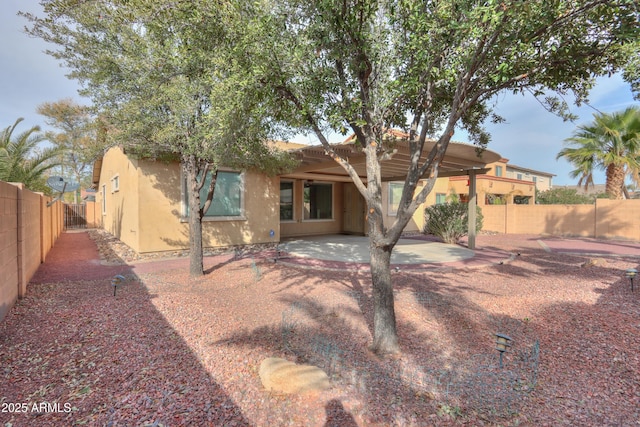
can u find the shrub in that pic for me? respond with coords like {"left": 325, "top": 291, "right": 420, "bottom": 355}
{"left": 424, "top": 202, "right": 483, "bottom": 244}
{"left": 536, "top": 187, "right": 595, "bottom": 204}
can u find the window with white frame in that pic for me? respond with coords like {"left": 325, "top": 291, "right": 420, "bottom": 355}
{"left": 183, "top": 170, "right": 245, "bottom": 219}
{"left": 303, "top": 182, "right": 332, "bottom": 220}
{"left": 435, "top": 193, "right": 447, "bottom": 204}
{"left": 111, "top": 174, "right": 119, "bottom": 192}
{"left": 101, "top": 184, "right": 107, "bottom": 214}
{"left": 388, "top": 182, "right": 404, "bottom": 216}
{"left": 280, "top": 181, "right": 294, "bottom": 221}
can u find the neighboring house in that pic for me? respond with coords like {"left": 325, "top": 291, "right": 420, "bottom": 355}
{"left": 81, "top": 188, "right": 96, "bottom": 202}
{"left": 92, "top": 134, "right": 501, "bottom": 253}
{"left": 505, "top": 162, "right": 554, "bottom": 191}
{"left": 446, "top": 158, "right": 555, "bottom": 205}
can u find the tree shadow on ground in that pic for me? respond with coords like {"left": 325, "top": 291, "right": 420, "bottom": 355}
{"left": 522, "top": 262, "right": 640, "bottom": 425}
{"left": 207, "top": 242, "right": 640, "bottom": 424}
{"left": 212, "top": 258, "right": 545, "bottom": 425}
{"left": 0, "top": 268, "right": 250, "bottom": 426}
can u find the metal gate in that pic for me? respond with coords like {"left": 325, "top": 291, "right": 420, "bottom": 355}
{"left": 64, "top": 204, "right": 87, "bottom": 229}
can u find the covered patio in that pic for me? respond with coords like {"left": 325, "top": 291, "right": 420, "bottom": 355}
{"left": 280, "top": 134, "right": 501, "bottom": 248}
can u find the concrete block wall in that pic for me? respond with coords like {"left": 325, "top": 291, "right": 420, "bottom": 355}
{"left": 0, "top": 181, "right": 63, "bottom": 322}
{"left": 0, "top": 182, "right": 19, "bottom": 322}
{"left": 481, "top": 200, "right": 640, "bottom": 241}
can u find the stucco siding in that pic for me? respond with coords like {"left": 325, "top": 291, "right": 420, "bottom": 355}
{"left": 200, "top": 172, "right": 280, "bottom": 248}
{"left": 97, "top": 147, "right": 141, "bottom": 252}
{"left": 449, "top": 175, "right": 536, "bottom": 205}
{"left": 135, "top": 162, "right": 280, "bottom": 252}
{"left": 136, "top": 159, "right": 182, "bottom": 252}
{"left": 381, "top": 179, "right": 450, "bottom": 233}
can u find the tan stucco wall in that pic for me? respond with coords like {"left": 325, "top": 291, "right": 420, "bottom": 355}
{"left": 486, "top": 160, "right": 553, "bottom": 191}
{"left": 97, "top": 146, "right": 141, "bottom": 252}
{"left": 136, "top": 162, "right": 280, "bottom": 252}
{"left": 449, "top": 175, "right": 536, "bottom": 205}
{"left": 135, "top": 158, "right": 182, "bottom": 252}
{"left": 380, "top": 179, "right": 451, "bottom": 233}
{"left": 97, "top": 147, "right": 281, "bottom": 252}
{"left": 280, "top": 179, "right": 344, "bottom": 238}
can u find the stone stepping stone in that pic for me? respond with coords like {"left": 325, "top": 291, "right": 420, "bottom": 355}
{"left": 259, "top": 357, "right": 331, "bottom": 394}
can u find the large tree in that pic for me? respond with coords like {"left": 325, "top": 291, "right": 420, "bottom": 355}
{"left": 37, "top": 98, "right": 102, "bottom": 202}
{"left": 24, "top": 0, "right": 293, "bottom": 276}
{"left": 622, "top": 40, "right": 640, "bottom": 100}
{"left": 0, "top": 118, "right": 61, "bottom": 193}
{"left": 557, "top": 106, "right": 640, "bottom": 199}
{"left": 242, "top": 0, "right": 639, "bottom": 355}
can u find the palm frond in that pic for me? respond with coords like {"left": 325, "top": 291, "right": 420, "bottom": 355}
{"left": 558, "top": 107, "right": 640, "bottom": 196}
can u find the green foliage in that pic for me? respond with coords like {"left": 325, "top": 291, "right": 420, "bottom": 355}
{"left": 557, "top": 106, "right": 640, "bottom": 199}
{"left": 424, "top": 202, "right": 483, "bottom": 244}
{"left": 239, "top": 0, "right": 638, "bottom": 353}
{"left": 536, "top": 187, "right": 595, "bottom": 204}
{"left": 241, "top": 0, "right": 639, "bottom": 230}
{"left": 622, "top": 41, "right": 640, "bottom": 101}
{"left": 595, "top": 192, "right": 613, "bottom": 199}
{"left": 23, "top": 0, "right": 296, "bottom": 275}
{"left": 0, "top": 118, "right": 61, "bottom": 192}
{"left": 23, "top": 0, "right": 295, "bottom": 177}
{"left": 37, "top": 98, "right": 102, "bottom": 190}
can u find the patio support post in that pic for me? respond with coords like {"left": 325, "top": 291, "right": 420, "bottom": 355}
{"left": 468, "top": 169, "right": 477, "bottom": 250}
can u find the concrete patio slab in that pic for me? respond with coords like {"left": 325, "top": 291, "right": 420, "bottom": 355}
{"left": 281, "top": 235, "right": 475, "bottom": 264}
{"left": 276, "top": 235, "right": 514, "bottom": 271}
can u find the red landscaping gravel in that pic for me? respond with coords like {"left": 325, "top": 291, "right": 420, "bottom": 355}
{"left": 29, "top": 231, "right": 133, "bottom": 283}
{"left": 1, "top": 231, "right": 640, "bottom": 426}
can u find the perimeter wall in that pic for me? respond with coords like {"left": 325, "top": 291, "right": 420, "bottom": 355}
{"left": 0, "top": 181, "right": 63, "bottom": 322}
{"left": 481, "top": 199, "right": 640, "bottom": 241}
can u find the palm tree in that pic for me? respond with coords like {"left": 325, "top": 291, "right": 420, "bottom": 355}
{"left": 0, "top": 118, "right": 61, "bottom": 192}
{"left": 557, "top": 106, "right": 640, "bottom": 199}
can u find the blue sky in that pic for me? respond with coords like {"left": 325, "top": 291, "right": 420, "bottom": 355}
{"left": 2, "top": 0, "right": 638, "bottom": 186}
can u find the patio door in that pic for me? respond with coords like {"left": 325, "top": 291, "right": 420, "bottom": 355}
{"left": 343, "top": 183, "right": 365, "bottom": 234}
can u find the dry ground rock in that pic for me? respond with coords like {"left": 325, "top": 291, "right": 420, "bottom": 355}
{"left": 259, "top": 357, "right": 331, "bottom": 394}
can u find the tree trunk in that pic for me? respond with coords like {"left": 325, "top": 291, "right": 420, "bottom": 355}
{"left": 605, "top": 163, "right": 626, "bottom": 199}
{"left": 369, "top": 239, "right": 400, "bottom": 355}
{"left": 183, "top": 155, "right": 204, "bottom": 276}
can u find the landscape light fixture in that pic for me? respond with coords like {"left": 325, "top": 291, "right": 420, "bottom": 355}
{"left": 625, "top": 268, "right": 638, "bottom": 292}
{"left": 111, "top": 274, "right": 126, "bottom": 296}
{"left": 495, "top": 333, "right": 512, "bottom": 368}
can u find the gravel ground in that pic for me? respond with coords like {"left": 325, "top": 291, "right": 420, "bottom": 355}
{"left": 1, "top": 232, "right": 640, "bottom": 426}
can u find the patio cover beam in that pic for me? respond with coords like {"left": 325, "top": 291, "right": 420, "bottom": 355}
{"left": 293, "top": 155, "right": 366, "bottom": 174}
{"left": 279, "top": 172, "right": 358, "bottom": 183}
{"left": 380, "top": 167, "right": 490, "bottom": 182}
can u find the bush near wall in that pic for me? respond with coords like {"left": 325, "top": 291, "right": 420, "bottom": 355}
{"left": 425, "top": 202, "right": 484, "bottom": 244}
